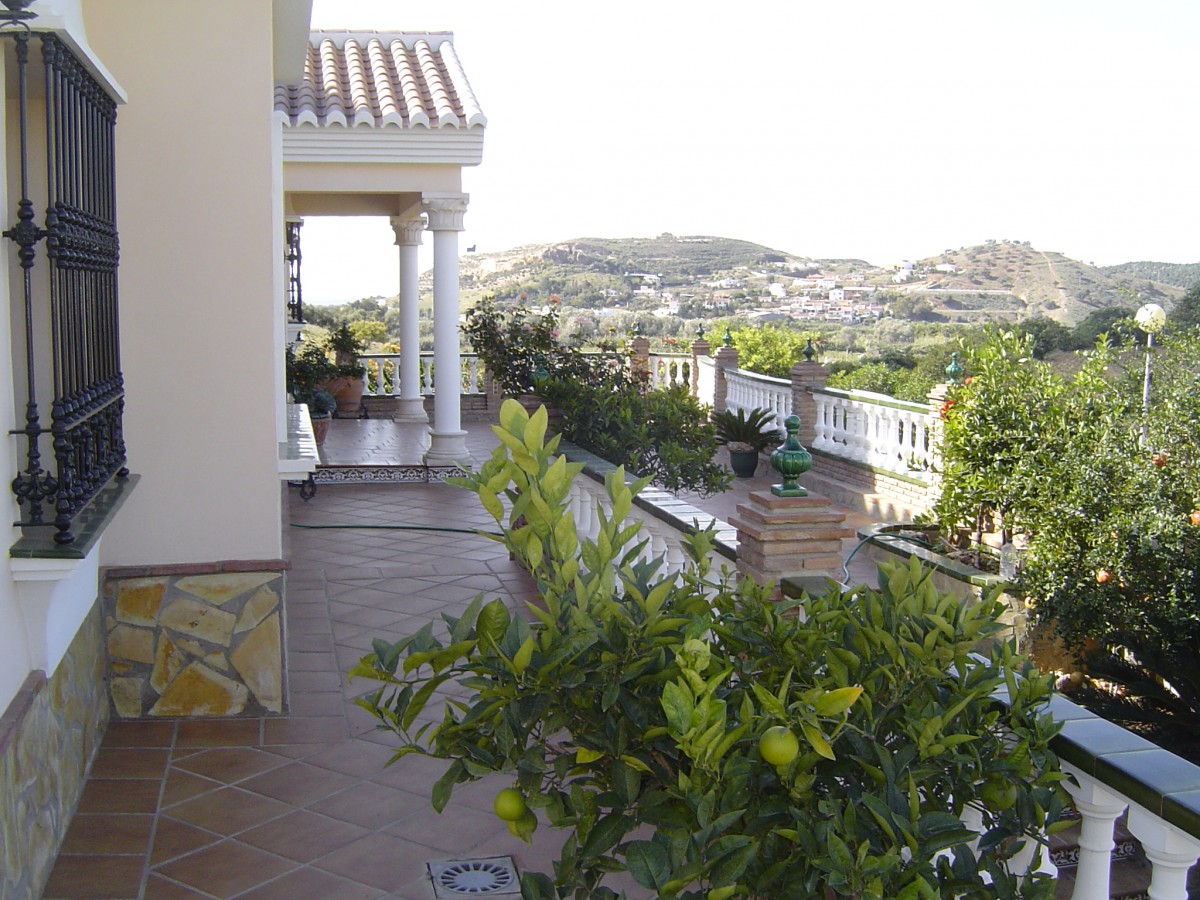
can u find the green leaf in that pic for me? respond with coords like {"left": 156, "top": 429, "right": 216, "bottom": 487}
{"left": 430, "top": 760, "right": 464, "bottom": 813}
{"left": 813, "top": 685, "right": 863, "bottom": 716}
{"left": 512, "top": 635, "right": 536, "bottom": 674}
{"left": 661, "top": 680, "right": 694, "bottom": 735}
{"left": 576, "top": 747, "right": 604, "bottom": 764}
{"left": 625, "top": 840, "right": 670, "bottom": 890}
{"left": 802, "top": 723, "right": 835, "bottom": 760}
{"left": 579, "top": 812, "right": 632, "bottom": 861}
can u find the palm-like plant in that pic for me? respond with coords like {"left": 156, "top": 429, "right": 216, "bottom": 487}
{"left": 712, "top": 406, "right": 779, "bottom": 452}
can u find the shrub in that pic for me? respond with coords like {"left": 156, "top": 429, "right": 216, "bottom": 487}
{"left": 352, "top": 400, "right": 1065, "bottom": 900}
{"left": 730, "top": 326, "right": 815, "bottom": 378}
{"left": 540, "top": 379, "right": 731, "bottom": 497}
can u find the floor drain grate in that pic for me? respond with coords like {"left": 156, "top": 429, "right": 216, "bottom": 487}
{"left": 428, "top": 857, "right": 520, "bottom": 897}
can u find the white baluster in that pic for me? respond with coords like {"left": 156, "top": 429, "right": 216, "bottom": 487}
{"left": 1126, "top": 804, "right": 1200, "bottom": 900}
{"left": 422, "top": 357, "right": 434, "bottom": 394}
{"left": 466, "top": 357, "right": 480, "bottom": 394}
{"left": 387, "top": 358, "right": 400, "bottom": 396}
{"left": 811, "top": 395, "right": 833, "bottom": 453}
{"left": 1061, "top": 769, "right": 1127, "bottom": 900}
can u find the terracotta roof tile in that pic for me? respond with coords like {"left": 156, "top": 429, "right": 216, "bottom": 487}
{"left": 274, "top": 32, "right": 486, "bottom": 130}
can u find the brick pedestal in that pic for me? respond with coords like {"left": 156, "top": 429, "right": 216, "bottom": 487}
{"left": 730, "top": 490, "right": 854, "bottom": 594}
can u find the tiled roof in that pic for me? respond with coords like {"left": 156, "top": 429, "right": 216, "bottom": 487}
{"left": 274, "top": 32, "right": 486, "bottom": 130}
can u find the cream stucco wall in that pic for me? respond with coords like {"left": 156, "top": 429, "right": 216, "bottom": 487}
{"left": 0, "top": 41, "right": 32, "bottom": 712}
{"left": 84, "top": 0, "right": 284, "bottom": 565}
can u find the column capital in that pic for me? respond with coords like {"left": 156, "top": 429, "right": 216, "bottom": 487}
{"left": 422, "top": 193, "right": 469, "bottom": 231}
{"left": 390, "top": 215, "right": 425, "bottom": 247}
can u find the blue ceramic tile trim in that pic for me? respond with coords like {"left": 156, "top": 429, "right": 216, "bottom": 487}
{"left": 556, "top": 441, "right": 738, "bottom": 562}
{"left": 9, "top": 475, "right": 139, "bottom": 560}
{"left": 993, "top": 683, "right": 1200, "bottom": 841}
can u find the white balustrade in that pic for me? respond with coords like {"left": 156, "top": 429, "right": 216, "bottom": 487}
{"left": 359, "top": 353, "right": 483, "bottom": 398}
{"left": 1059, "top": 761, "right": 1200, "bottom": 899}
{"left": 565, "top": 474, "right": 729, "bottom": 579}
{"left": 810, "top": 387, "right": 932, "bottom": 474}
{"left": 695, "top": 356, "right": 716, "bottom": 408}
{"left": 648, "top": 353, "right": 691, "bottom": 390}
{"left": 724, "top": 368, "right": 791, "bottom": 434}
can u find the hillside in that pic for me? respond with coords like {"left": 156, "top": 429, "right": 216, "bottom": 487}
{"left": 412, "top": 234, "right": 1192, "bottom": 327}
{"left": 904, "top": 241, "right": 1184, "bottom": 324}
{"left": 1100, "top": 261, "right": 1200, "bottom": 291}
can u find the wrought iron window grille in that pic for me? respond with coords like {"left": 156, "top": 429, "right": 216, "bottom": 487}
{"left": 5, "top": 21, "right": 128, "bottom": 545}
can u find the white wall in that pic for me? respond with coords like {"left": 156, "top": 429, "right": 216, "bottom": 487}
{"left": 84, "top": 0, "right": 284, "bottom": 565}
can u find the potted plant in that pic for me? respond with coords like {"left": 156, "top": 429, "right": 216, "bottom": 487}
{"left": 712, "top": 406, "right": 779, "bottom": 477}
{"left": 285, "top": 345, "right": 339, "bottom": 444}
{"left": 323, "top": 324, "right": 367, "bottom": 416}
{"left": 305, "top": 388, "right": 336, "bottom": 444}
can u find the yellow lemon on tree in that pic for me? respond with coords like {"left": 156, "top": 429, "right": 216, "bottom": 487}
{"left": 758, "top": 726, "right": 800, "bottom": 766}
{"left": 493, "top": 788, "right": 527, "bottom": 822}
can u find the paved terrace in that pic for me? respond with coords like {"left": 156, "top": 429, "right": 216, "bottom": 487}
{"left": 42, "top": 420, "right": 878, "bottom": 899}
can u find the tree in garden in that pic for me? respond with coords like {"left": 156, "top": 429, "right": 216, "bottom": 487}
{"left": 1169, "top": 280, "right": 1200, "bottom": 331}
{"left": 353, "top": 400, "right": 1065, "bottom": 900}
{"left": 1017, "top": 330, "right": 1200, "bottom": 737}
{"left": 933, "top": 329, "right": 1071, "bottom": 551}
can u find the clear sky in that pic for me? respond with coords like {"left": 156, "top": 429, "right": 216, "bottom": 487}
{"left": 302, "top": 0, "right": 1199, "bottom": 304}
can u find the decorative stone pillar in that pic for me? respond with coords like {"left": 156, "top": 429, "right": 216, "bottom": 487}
{"left": 389, "top": 215, "right": 428, "bottom": 423}
{"left": 730, "top": 414, "right": 852, "bottom": 596}
{"left": 713, "top": 342, "right": 738, "bottom": 415}
{"left": 731, "top": 492, "right": 853, "bottom": 596}
{"left": 926, "top": 382, "right": 952, "bottom": 507}
{"left": 422, "top": 194, "right": 470, "bottom": 466}
{"left": 790, "top": 357, "right": 828, "bottom": 450}
{"left": 690, "top": 332, "right": 710, "bottom": 398}
{"left": 630, "top": 332, "right": 651, "bottom": 386}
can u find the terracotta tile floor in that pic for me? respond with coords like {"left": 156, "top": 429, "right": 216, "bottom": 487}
{"left": 44, "top": 419, "right": 879, "bottom": 899}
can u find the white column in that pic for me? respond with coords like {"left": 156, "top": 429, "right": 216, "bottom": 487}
{"left": 389, "top": 215, "right": 428, "bottom": 423}
{"left": 1126, "top": 804, "right": 1200, "bottom": 900}
{"left": 422, "top": 194, "right": 470, "bottom": 466}
{"left": 1062, "top": 767, "right": 1127, "bottom": 899}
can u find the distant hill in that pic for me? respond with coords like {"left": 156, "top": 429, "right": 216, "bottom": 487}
{"left": 421, "top": 234, "right": 1192, "bottom": 327}
{"left": 899, "top": 241, "right": 1185, "bottom": 324}
{"left": 1100, "top": 261, "right": 1200, "bottom": 291}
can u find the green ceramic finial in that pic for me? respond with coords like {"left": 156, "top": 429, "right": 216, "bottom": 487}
{"left": 945, "top": 352, "right": 965, "bottom": 385}
{"left": 696, "top": 323, "right": 706, "bottom": 340}
{"left": 771, "top": 415, "right": 812, "bottom": 497}
{"left": 802, "top": 337, "right": 816, "bottom": 362}
{"left": 632, "top": 321, "right": 643, "bottom": 338}
{"left": 722, "top": 326, "right": 733, "bottom": 348}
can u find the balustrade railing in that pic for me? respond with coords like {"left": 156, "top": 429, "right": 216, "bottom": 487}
{"left": 647, "top": 353, "right": 691, "bottom": 390}
{"left": 360, "top": 352, "right": 483, "bottom": 398}
{"left": 695, "top": 355, "right": 716, "bottom": 408}
{"left": 725, "top": 368, "right": 792, "bottom": 433}
{"left": 811, "top": 387, "right": 932, "bottom": 476}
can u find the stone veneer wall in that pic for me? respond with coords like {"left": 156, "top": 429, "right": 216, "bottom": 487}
{"left": 103, "top": 562, "right": 287, "bottom": 718}
{"left": 0, "top": 602, "right": 108, "bottom": 900}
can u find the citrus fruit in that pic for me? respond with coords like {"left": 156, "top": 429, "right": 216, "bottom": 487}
{"left": 979, "top": 777, "right": 1017, "bottom": 811}
{"left": 758, "top": 726, "right": 799, "bottom": 766}
{"left": 506, "top": 808, "right": 538, "bottom": 838}
{"left": 493, "top": 788, "right": 527, "bottom": 821}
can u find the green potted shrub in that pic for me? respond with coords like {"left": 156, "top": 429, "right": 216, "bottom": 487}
{"left": 712, "top": 406, "right": 779, "bottom": 477}
{"left": 323, "top": 324, "right": 367, "bottom": 416}
{"left": 352, "top": 401, "right": 1066, "bottom": 899}
{"left": 285, "top": 345, "right": 339, "bottom": 444}
{"left": 305, "top": 388, "right": 336, "bottom": 444}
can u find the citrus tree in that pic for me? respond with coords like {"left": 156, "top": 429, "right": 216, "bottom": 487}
{"left": 1017, "top": 327, "right": 1200, "bottom": 735}
{"left": 353, "top": 400, "right": 1064, "bottom": 899}
{"left": 934, "top": 329, "right": 1071, "bottom": 551}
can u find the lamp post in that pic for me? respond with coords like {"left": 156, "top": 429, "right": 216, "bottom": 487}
{"left": 1135, "top": 303, "right": 1166, "bottom": 448}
